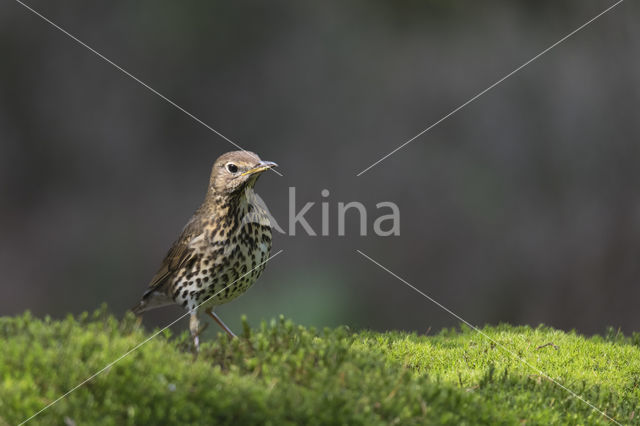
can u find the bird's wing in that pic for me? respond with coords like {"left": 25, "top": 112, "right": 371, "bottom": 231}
{"left": 145, "top": 214, "right": 205, "bottom": 295}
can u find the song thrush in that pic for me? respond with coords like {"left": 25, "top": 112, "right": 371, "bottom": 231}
{"left": 132, "top": 150, "right": 277, "bottom": 350}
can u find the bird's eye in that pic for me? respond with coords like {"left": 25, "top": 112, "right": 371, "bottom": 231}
{"left": 227, "top": 163, "right": 238, "bottom": 173}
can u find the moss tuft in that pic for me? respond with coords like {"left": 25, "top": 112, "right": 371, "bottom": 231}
{"left": 1, "top": 308, "right": 639, "bottom": 425}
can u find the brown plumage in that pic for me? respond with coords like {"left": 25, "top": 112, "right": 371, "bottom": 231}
{"left": 132, "top": 150, "right": 277, "bottom": 350}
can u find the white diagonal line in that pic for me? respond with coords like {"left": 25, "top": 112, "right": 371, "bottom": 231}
{"left": 19, "top": 249, "right": 284, "bottom": 425}
{"left": 12, "top": 0, "right": 283, "bottom": 177}
{"left": 356, "top": 0, "right": 624, "bottom": 176}
{"left": 356, "top": 249, "right": 622, "bottom": 425}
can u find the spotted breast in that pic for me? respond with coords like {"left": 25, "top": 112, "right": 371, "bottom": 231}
{"left": 170, "top": 191, "right": 272, "bottom": 312}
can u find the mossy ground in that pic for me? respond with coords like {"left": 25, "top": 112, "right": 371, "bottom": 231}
{"left": 1, "top": 308, "right": 639, "bottom": 425}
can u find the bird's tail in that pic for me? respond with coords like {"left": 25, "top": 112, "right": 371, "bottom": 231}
{"left": 131, "top": 289, "right": 174, "bottom": 316}
{"left": 131, "top": 300, "right": 147, "bottom": 316}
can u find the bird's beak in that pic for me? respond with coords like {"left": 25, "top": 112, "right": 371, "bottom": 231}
{"left": 240, "top": 161, "right": 278, "bottom": 176}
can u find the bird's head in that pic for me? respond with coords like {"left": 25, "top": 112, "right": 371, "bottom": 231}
{"left": 208, "top": 150, "right": 277, "bottom": 197}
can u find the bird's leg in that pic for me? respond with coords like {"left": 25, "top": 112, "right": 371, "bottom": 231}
{"left": 189, "top": 313, "right": 201, "bottom": 354}
{"left": 197, "top": 321, "right": 209, "bottom": 336}
{"left": 205, "top": 309, "right": 237, "bottom": 338}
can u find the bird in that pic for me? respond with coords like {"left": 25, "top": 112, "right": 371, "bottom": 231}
{"left": 131, "top": 150, "right": 277, "bottom": 351}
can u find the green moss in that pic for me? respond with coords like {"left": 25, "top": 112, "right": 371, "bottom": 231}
{"left": 1, "top": 308, "right": 639, "bottom": 425}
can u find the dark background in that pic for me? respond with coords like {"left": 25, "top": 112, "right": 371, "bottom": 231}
{"left": 1, "top": 0, "right": 638, "bottom": 337}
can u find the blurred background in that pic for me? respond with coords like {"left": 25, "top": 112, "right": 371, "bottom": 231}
{"left": 1, "top": 0, "right": 638, "bottom": 338}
